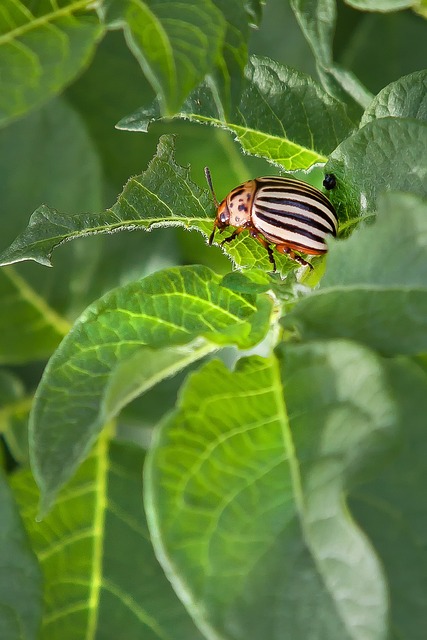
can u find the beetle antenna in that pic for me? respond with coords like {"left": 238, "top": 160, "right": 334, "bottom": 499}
{"left": 204, "top": 167, "right": 219, "bottom": 208}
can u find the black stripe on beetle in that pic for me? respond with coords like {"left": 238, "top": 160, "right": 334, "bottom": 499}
{"left": 205, "top": 168, "right": 338, "bottom": 271}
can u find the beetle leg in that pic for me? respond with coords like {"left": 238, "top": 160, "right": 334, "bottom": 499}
{"left": 275, "top": 244, "right": 313, "bottom": 270}
{"left": 248, "top": 229, "right": 277, "bottom": 272}
{"left": 220, "top": 227, "right": 246, "bottom": 246}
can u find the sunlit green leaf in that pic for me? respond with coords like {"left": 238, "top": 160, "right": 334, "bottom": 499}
{"left": 30, "top": 264, "right": 273, "bottom": 512}
{"left": 118, "top": 56, "right": 354, "bottom": 169}
{"left": 0, "top": 0, "right": 104, "bottom": 126}
{"left": 145, "top": 342, "right": 396, "bottom": 640}
{"left": 0, "top": 134, "right": 318, "bottom": 275}
{"left": 11, "top": 437, "right": 204, "bottom": 640}
{"left": 0, "top": 468, "right": 42, "bottom": 639}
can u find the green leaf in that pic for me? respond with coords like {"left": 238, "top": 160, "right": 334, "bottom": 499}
{"left": 343, "top": 0, "right": 414, "bottom": 10}
{"left": 0, "top": 134, "right": 314, "bottom": 275}
{"left": 118, "top": 56, "right": 354, "bottom": 169}
{"left": 145, "top": 341, "right": 396, "bottom": 640}
{"left": 104, "top": 0, "right": 225, "bottom": 116}
{"left": 0, "top": 267, "right": 69, "bottom": 364}
{"left": 0, "top": 0, "right": 104, "bottom": 126}
{"left": 350, "top": 357, "right": 427, "bottom": 640}
{"left": 289, "top": 0, "right": 372, "bottom": 117}
{"left": 360, "top": 69, "right": 427, "bottom": 126}
{"left": 30, "top": 264, "right": 273, "bottom": 512}
{"left": 285, "top": 192, "right": 427, "bottom": 356}
{"left": 11, "top": 437, "right": 205, "bottom": 640}
{"left": 0, "top": 468, "right": 42, "bottom": 640}
{"left": 325, "top": 118, "right": 427, "bottom": 221}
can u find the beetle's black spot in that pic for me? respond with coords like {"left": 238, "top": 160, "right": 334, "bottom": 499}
{"left": 247, "top": 193, "right": 251, "bottom": 200}
{"left": 323, "top": 174, "right": 336, "bottom": 190}
{"left": 238, "top": 204, "right": 247, "bottom": 212}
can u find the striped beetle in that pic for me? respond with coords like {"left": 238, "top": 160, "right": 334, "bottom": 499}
{"left": 205, "top": 168, "right": 338, "bottom": 271}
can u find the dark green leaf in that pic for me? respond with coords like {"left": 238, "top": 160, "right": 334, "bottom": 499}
{"left": 145, "top": 341, "right": 396, "bottom": 640}
{"left": 30, "top": 265, "right": 273, "bottom": 512}
{"left": 289, "top": 0, "right": 372, "bottom": 117}
{"left": 0, "top": 468, "right": 42, "bottom": 640}
{"left": 0, "top": 267, "right": 69, "bottom": 364}
{"left": 118, "top": 56, "right": 354, "bottom": 169}
{"left": 325, "top": 118, "right": 427, "bottom": 221}
{"left": 285, "top": 192, "right": 427, "bottom": 356}
{"left": 12, "top": 438, "right": 204, "bottom": 640}
{"left": 0, "top": 1, "right": 104, "bottom": 126}
{"left": 344, "top": 0, "right": 415, "bottom": 10}
{"left": 104, "top": 0, "right": 225, "bottom": 116}
{"left": 0, "top": 369, "right": 30, "bottom": 464}
{"left": 361, "top": 69, "right": 427, "bottom": 125}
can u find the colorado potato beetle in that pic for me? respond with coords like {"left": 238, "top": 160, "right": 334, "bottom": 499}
{"left": 205, "top": 168, "right": 338, "bottom": 271}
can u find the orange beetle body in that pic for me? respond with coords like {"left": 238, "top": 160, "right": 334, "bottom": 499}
{"left": 205, "top": 168, "right": 338, "bottom": 271}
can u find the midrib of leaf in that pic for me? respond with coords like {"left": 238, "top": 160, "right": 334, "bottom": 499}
{"left": 273, "top": 355, "right": 358, "bottom": 635}
{"left": 128, "top": 0, "right": 176, "bottom": 99}
{"left": 183, "top": 113, "right": 328, "bottom": 162}
{"left": 0, "top": 0, "right": 96, "bottom": 46}
{"left": 86, "top": 431, "right": 109, "bottom": 639}
{"left": 4, "top": 267, "right": 70, "bottom": 336}
{"left": 271, "top": 357, "right": 304, "bottom": 516}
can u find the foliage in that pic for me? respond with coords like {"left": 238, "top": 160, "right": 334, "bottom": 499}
{"left": 0, "top": 1, "right": 426, "bottom": 639}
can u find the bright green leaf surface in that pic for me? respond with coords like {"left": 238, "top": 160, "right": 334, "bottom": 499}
{"left": 325, "top": 118, "right": 427, "bottom": 221}
{"left": 350, "top": 357, "right": 427, "bottom": 640}
{"left": 0, "top": 134, "right": 310, "bottom": 275}
{"left": 118, "top": 56, "right": 354, "bottom": 169}
{"left": 30, "top": 264, "right": 273, "bottom": 512}
{"left": 0, "top": 267, "right": 69, "bottom": 364}
{"left": 145, "top": 342, "right": 396, "bottom": 640}
{"left": 0, "top": 0, "right": 104, "bottom": 126}
{"left": 285, "top": 192, "right": 427, "bottom": 356}
{"left": 360, "top": 69, "right": 427, "bottom": 125}
{"left": 11, "top": 437, "right": 205, "bottom": 640}
{"left": 0, "top": 468, "right": 42, "bottom": 640}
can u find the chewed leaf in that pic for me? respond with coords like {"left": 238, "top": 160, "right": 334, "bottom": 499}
{"left": 118, "top": 56, "right": 354, "bottom": 170}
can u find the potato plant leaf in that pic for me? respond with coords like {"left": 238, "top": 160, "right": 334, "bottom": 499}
{"left": 325, "top": 118, "right": 427, "bottom": 221}
{"left": 285, "top": 192, "right": 427, "bottom": 356}
{"left": 350, "top": 357, "right": 427, "bottom": 640}
{"left": 103, "top": 0, "right": 225, "bottom": 116}
{"left": 0, "top": 0, "right": 104, "bottom": 126}
{"left": 30, "top": 265, "right": 273, "bottom": 513}
{"left": 12, "top": 437, "right": 205, "bottom": 640}
{"left": 0, "top": 134, "right": 317, "bottom": 275}
{"left": 118, "top": 56, "right": 354, "bottom": 169}
{"left": 360, "top": 69, "right": 427, "bottom": 125}
{"left": 145, "top": 341, "right": 396, "bottom": 640}
{"left": 289, "top": 0, "right": 373, "bottom": 118}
